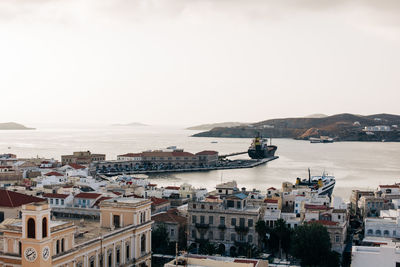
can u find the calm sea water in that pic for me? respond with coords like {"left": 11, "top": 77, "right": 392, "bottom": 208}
{"left": 0, "top": 125, "right": 399, "bottom": 201}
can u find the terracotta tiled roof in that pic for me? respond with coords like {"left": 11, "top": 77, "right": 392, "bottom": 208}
{"left": 305, "top": 204, "right": 330, "bottom": 210}
{"left": 93, "top": 197, "right": 113, "bottom": 207}
{"left": 112, "top": 191, "right": 122, "bottom": 196}
{"left": 118, "top": 153, "right": 142, "bottom": 157}
{"left": 264, "top": 199, "right": 278, "bottom": 203}
{"left": 68, "top": 163, "right": 86, "bottom": 170}
{"left": 0, "top": 190, "right": 44, "bottom": 208}
{"left": 148, "top": 184, "right": 157, "bottom": 187}
{"left": 152, "top": 210, "right": 186, "bottom": 224}
{"left": 379, "top": 184, "right": 400, "bottom": 188}
{"left": 267, "top": 187, "right": 277, "bottom": 190}
{"left": 45, "top": 171, "right": 64, "bottom": 177}
{"left": 150, "top": 197, "right": 169, "bottom": 206}
{"left": 195, "top": 150, "right": 218, "bottom": 155}
{"left": 165, "top": 186, "right": 180, "bottom": 190}
{"left": 75, "top": 193, "right": 102, "bottom": 199}
{"left": 43, "top": 193, "right": 69, "bottom": 199}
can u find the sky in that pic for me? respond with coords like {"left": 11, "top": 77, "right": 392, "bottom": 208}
{"left": 1, "top": 0, "right": 400, "bottom": 126}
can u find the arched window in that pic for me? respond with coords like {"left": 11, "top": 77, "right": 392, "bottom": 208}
{"left": 376, "top": 230, "right": 382, "bottom": 236}
{"left": 42, "top": 217, "right": 47, "bottom": 238}
{"left": 61, "top": 238, "right": 65, "bottom": 252}
{"left": 141, "top": 234, "right": 146, "bottom": 253}
{"left": 27, "top": 218, "right": 35, "bottom": 238}
{"left": 367, "top": 229, "right": 373, "bottom": 235}
{"left": 384, "top": 230, "right": 390, "bottom": 236}
{"left": 56, "top": 240, "right": 60, "bottom": 254}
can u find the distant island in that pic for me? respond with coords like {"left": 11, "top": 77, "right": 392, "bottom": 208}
{"left": 0, "top": 122, "right": 35, "bottom": 130}
{"left": 112, "top": 122, "right": 148, "bottom": 127}
{"left": 186, "top": 122, "right": 249, "bottom": 131}
{"left": 192, "top": 113, "right": 400, "bottom": 142}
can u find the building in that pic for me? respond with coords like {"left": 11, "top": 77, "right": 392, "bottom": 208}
{"left": 0, "top": 198, "right": 152, "bottom": 267}
{"left": 42, "top": 193, "right": 73, "bottom": 208}
{"left": 0, "top": 190, "right": 43, "bottom": 222}
{"left": 0, "top": 166, "right": 23, "bottom": 182}
{"left": 152, "top": 209, "right": 187, "bottom": 243}
{"left": 150, "top": 197, "right": 170, "bottom": 214}
{"left": 195, "top": 151, "right": 218, "bottom": 167}
{"left": 164, "top": 255, "right": 268, "bottom": 267}
{"left": 363, "top": 125, "right": 391, "bottom": 132}
{"left": 188, "top": 192, "right": 261, "bottom": 256}
{"left": 61, "top": 151, "right": 106, "bottom": 165}
{"left": 352, "top": 239, "right": 400, "bottom": 267}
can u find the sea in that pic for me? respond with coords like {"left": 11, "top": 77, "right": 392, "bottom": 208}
{"left": 1, "top": 124, "right": 399, "bottom": 202}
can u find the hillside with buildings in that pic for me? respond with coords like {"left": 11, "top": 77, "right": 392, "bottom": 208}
{"left": 193, "top": 113, "right": 400, "bottom": 141}
{"left": 0, "top": 122, "right": 35, "bottom": 130}
{"left": 186, "top": 122, "right": 249, "bottom": 131}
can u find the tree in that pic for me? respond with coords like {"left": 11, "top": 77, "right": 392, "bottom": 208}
{"left": 255, "top": 220, "right": 268, "bottom": 250}
{"left": 152, "top": 224, "right": 171, "bottom": 254}
{"left": 199, "top": 241, "right": 217, "bottom": 255}
{"left": 268, "top": 219, "right": 291, "bottom": 257}
{"left": 291, "top": 223, "right": 338, "bottom": 267}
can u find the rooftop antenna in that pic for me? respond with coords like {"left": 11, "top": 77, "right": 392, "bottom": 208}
{"left": 308, "top": 168, "right": 311, "bottom": 184}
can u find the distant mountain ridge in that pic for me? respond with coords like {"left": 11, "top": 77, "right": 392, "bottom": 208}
{"left": 192, "top": 113, "right": 400, "bottom": 141}
{"left": 186, "top": 122, "right": 249, "bottom": 131}
{"left": 0, "top": 122, "right": 35, "bottom": 130}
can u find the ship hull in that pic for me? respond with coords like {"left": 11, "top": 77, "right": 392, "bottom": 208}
{"left": 248, "top": 145, "right": 277, "bottom": 159}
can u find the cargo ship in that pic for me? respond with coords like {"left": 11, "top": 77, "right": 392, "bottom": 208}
{"left": 247, "top": 134, "right": 277, "bottom": 159}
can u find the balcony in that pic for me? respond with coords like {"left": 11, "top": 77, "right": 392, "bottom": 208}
{"left": 195, "top": 238, "right": 209, "bottom": 244}
{"left": 195, "top": 223, "right": 209, "bottom": 229}
{"left": 235, "top": 226, "right": 249, "bottom": 233}
{"left": 218, "top": 224, "right": 226, "bottom": 230}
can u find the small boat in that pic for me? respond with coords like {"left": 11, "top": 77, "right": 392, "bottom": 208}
{"left": 211, "top": 141, "right": 218, "bottom": 144}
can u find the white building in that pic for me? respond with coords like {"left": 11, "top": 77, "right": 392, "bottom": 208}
{"left": 352, "top": 240, "right": 400, "bottom": 267}
{"left": 365, "top": 209, "right": 400, "bottom": 238}
{"left": 364, "top": 125, "right": 391, "bottom": 132}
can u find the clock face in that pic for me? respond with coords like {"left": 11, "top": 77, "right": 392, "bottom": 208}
{"left": 42, "top": 246, "right": 50, "bottom": 261}
{"left": 24, "top": 247, "right": 37, "bottom": 262}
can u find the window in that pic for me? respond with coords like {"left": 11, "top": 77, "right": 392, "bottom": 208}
{"left": 248, "top": 219, "right": 253, "bottom": 227}
{"left": 394, "top": 231, "right": 397, "bottom": 236}
{"left": 61, "top": 199, "right": 64, "bottom": 205}
{"left": 384, "top": 230, "right": 390, "bottom": 236}
{"left": 61, "top": 238, "right": 65, "bottom": 252}
{"left": 126, "top": 244, "right": 130, "bottom": 260}
{"left": 208, "top": 231, "right": 213, "bottom": 239}
{"left": 338, "top": 215, "right": 341, "bottom": 220}
{"left": 239, "top": 218, "right": 245, "bottom": 227}
{"left": 237, "top": 201, "right": 241, "bottom": 209}
{"left": 56, "top": 199, "right": 59, "bottom": 205}
{"left": 367, "top": 229, "right": 373, "bottom": 235}
{"left": 50, "top": 199, "right": 53, "bottom": 204}
{"left": 210, "top": 205, "right": 213, "bottom": 210}
{"left": 220, "top": 217, "right": 225, "bottom": 226}
{"left": 171, "top": 229, "right": 175, "bottom": 237}
{"left": 113, "top": 215, "right": 121, "bottom": 228}
{"left": 335, "top": 235, "right": 340, "bottom": 243}
{"left": 42, "top": 217, "right": 47, "bottom": 238}
{"left": 27, "top": 218, "right": 35, "bottom": 238}
{"left": 116, "top": 248, "right": 120, "bottom": 265}
{"left": 141, "top": 234, "right": 146, "bottom": 253}
{"left": 90, "top": 257, "right": 95, "bottom": 267}
{"left": 209, "top": 216, "right": 213, "bottom": 225}
{"left": 192, "top": 215, "right": 197, "bottom": 224}
{"left": 200, "top": 216, "right": 205, "bottom": 224}
{"left": 227, "top": 200, "right": 234, "bottom": 208}
{"left": 376, "top": 230, "right": 382, "bottom": 236}
{"left": 201, "top": 205, "right": 205, "bottom": 209}
{"left": 248, "top": 235, "right": 253, "bottom": 243}
{"left": 56, "top": 240, "right": 60, "bottom": 254}
{"left": 192, "top": 229, "right": 197, "bottom": 239}
{"left": 219, "top": 231, "right": 225, "bottom": 240}
{"left": 231, "top": 218, "right": 236, "bottom": 226}
{"left": 108, "top": 251, "right": 112, "bottom": 267}
{"left": 231, "top": 233, "right": 236, "bottom": 241}
{"left": 193, "top": 204, "right": 196, "bottom": 209}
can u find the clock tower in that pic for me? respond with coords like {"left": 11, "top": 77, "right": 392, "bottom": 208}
{"left": 20, "top": 202, "right": 53, "bottom": 267}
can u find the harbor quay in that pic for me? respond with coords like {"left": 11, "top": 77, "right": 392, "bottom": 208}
{"left": 0, "top": 151, "right": 398, "bottom": 267}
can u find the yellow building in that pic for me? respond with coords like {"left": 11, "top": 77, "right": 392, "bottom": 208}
{"left": 0, "top": 197, "right": 152, "bottom": 267}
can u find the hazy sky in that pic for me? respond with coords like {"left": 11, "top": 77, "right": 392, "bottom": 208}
{"left": 1, "top": 0, "right": 400, "bottom": 126}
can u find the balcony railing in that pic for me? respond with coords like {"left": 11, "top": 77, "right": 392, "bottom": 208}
{"left": 235, "top": 226, "right": 249, "bottom": 233}
{"left": 218, "top": 224, "right": 226, "bottom": 230}
{"left": 195, "top": 223, "right": 209, "bottom": 229}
